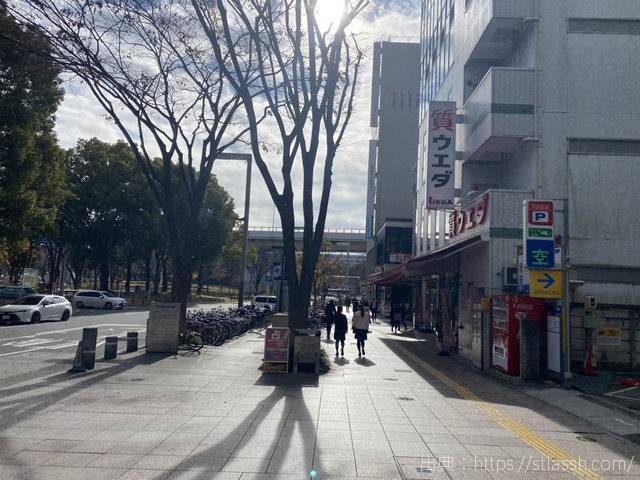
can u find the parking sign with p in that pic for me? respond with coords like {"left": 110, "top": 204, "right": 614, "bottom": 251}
{"left": 524, "top": 200, "right": 555, "bottom": 269}
{"left": 528, "top": 201, "right": 553, "bottom": 225}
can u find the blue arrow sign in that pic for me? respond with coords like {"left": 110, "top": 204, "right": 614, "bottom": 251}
{"left": 537, "top": 273, "right": 555, "bottom": 289}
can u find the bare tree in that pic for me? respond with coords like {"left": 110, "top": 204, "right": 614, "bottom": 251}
{"left": 194, "top": 0, "right": 368, "bottom": 327}
{"left": 12, "top": 0, "right": 266, "bottom": 329}
{"left": 246, "top": 247, "right": 271, "bottom": 294}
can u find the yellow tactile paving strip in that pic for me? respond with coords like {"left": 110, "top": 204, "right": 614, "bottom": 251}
{"left": 393, "top": 341, "right": 608, "bottom": 480}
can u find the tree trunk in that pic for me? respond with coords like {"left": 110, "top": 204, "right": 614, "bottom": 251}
{"left": 99, "top": 262, "right": 109, "bottom": 290}
{"left": 153, "top": 250, "right": 161, "bottom": 295}
{"left": 125, "top": 261, "right": 132, "bottom": 292}
{"left": 145, "top": 256, "right": 151, "bottom": 292}
{"left": 197, "top": 267, "right": 204, "bottom": 295}
{"left": 162, "top": 259, "right": 168, "bottom": 292}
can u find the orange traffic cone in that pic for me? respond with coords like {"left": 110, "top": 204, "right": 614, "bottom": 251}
{"left": 582, "top": 347, "right": 593, "bottom": 375}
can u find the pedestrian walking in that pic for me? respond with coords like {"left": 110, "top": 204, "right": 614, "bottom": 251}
{"left": 352, "top": 304, "right": 371, "bottom": 357}
{"left": 390, "top": 303, "right": 400, "bottom": 334}
{"left": 333, "top": 306, "right": 348, "bottom": 356}
{"left": 352, "top": 298, "right": 359, "bottom": 312}
{"left": 345, "top": 296, "right": 351, "bottom": 312}
{"left": 400, "top": 302, "right": 408, "bottom": 331}
{"left": 324, "top": 299, "right": 336, "bottom": 340}
{"left": 370, "top": 298, "right": 379, "bottom": 322}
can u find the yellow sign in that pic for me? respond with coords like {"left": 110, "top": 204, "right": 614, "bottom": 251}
{"left": 597, "top": 328, "right": 620, "bottom": 346}
{"left": 529, "top": 270, "right": 563, "bottom": 298}
{"left": 481, "top": 298, "right": 491, "bottom": 311}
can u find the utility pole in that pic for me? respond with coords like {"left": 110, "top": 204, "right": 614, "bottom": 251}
{"left": 561, "top": 198, "right": 572, "bottom": 390}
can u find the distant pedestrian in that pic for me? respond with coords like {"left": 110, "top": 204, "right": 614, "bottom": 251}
{"left": 370, "top": 298, "right": 379, "bottom": 322}
{"left": 324, "top": 300, "right": 336, "bottom": 340}
{"left": 360, "top": 295, "right": 368, "bottom": 307}
{"left": 352, "top": 304, "right": 371, "bottom": 358}
{"left": 345, "top": 296, "right": 351, "bottom": 312}
{"left": 400, "top": 302, "right": 408, "bottom": 331}
{"left": 390, "top": 303, "right": 400, "bottom": 334}
{"left": 333, "top": 306, "right": 348, "bottom": 356}
{"left": 352, "top": 298, "right": 359, "bottom": 312}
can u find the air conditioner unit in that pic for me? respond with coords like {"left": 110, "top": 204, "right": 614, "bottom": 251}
{"left": 503, "top": 267, "right": 518, "bottom": 286}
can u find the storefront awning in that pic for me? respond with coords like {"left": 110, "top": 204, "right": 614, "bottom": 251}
{"left": 404, "top": 235, "right": 485, "bottom": 280}
{"left": 367, "top": 264, "right": 413, "bottom": 287}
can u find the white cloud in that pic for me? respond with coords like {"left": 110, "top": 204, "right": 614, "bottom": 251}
{"left": 54, "top": 1, "right": 420, "bottom": 230}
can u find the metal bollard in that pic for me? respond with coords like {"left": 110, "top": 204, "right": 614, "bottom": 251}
{"left": 126, "top": 332, "right": 138, "bottom": 352}
{"left": 82, "top": 328, "right": 98, "bottom": 370}
{"left": 104, "top": 336, "right": 118, "bottom": 360}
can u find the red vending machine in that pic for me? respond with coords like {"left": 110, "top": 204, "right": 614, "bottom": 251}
{"left": 491, "top": 295, "right": 544, "bottom": 374}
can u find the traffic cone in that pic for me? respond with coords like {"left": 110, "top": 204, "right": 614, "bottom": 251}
{"left": 582, "top": 347, "right": 593, "bottom": 375}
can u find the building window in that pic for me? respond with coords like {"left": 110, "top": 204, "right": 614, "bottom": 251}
{"left": 400, "top": 93, "right": 404, "bottom": 107}
{"left": 420, "top": 0, "right": 455, "bottom": 120}
{"left": 408, "top": 93, "right": 413, "bottom": 108}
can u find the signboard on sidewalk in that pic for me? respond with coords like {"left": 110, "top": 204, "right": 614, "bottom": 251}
{"left": 146, "top": 302, "right": 180, "bottom": 353}
{"left": 22, "top": 268, "right": 39, "bottom": 288}
{"left": 264, "top": 327, "right": 290, "bottom": 373}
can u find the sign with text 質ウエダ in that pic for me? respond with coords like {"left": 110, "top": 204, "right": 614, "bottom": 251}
{"left": 524, "top": 200, "right": 555, "bottom": 269}
{"left": 448, "top": 193, "right": 489, "bottom": 241}
{"left": 425, "top": 101, "right": 456, "bottom": 209}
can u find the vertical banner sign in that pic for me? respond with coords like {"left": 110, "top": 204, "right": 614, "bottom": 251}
{"left": 517, "top": 245, "right": 530, "bottom": 295}
{"left": 524, "top": 200, "right": 555, "bottom": 269}
{"left": 426, "top": 102, "right": 456, "bottom": 209}
{"left": 273, "top": 262, "right": 282, "bottom": 281}
{"left": 370, "top": 42, "right": 381, "bottom": 127}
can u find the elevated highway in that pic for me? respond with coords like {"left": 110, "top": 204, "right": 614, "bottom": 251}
{"left": 248, "top": 227, "right": 367, "bottom": 252}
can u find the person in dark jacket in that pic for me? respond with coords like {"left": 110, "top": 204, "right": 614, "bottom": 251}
{"left": 324, "top": 300, "right": 336, "bottom": 340}
{"left": 370, "top": 298, "right": 379, "bottom": 322}
{"left": 390, "top": 303, "right": 400, "bottom": 334}
{"left": 333, "top": 306, "right": 348, "bottom": 356}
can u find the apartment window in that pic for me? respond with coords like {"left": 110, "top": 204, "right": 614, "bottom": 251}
{"left": 408, "top": 93, "right": 413, "bottom": 108}
{"left": 400, "top": 93, "right": 405, "bottom": 107}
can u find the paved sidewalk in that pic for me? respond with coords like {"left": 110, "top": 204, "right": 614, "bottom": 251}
{"left": 1, "top": 321, "right": 639, "bottom": 480}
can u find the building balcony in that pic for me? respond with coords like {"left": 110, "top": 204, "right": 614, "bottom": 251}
{"left": 461, "top": 0, "right": 535, "bottom": 65}
{"left": 458, "top": 68, "right": 535, "bottom": 162}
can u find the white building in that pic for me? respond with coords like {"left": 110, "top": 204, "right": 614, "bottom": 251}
{"left": 408, "top": 0, "right": 640, "bottom": 374}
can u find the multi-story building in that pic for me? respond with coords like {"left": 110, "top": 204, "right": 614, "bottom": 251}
{"left": 406, "top": 0, "right": 640, "bottom": 375}
{"left": 365, "top": 40, "right": 421, "bottom": 314}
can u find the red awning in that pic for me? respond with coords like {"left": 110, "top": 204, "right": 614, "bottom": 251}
{"left": 367, "top": 264, "right": 413, "bottom": 286}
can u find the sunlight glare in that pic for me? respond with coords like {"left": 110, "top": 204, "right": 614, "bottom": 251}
{"left": 314, "top": 0, "right": 346, "bottom": 31}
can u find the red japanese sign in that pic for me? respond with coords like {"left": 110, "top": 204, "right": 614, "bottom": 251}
{"left": 264, "top": 327, "right": 290, "bottom": 363}
{"left": 448, "top": 193, "right": 489, "bottom": 239}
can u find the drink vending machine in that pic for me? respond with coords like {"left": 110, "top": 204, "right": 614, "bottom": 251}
{"left": 491, "top": 296, "right": 546, "bottom": 375}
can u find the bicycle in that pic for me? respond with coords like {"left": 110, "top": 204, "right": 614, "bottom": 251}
{"left": 179, "top": 330, "right": 205, "bottom": 351}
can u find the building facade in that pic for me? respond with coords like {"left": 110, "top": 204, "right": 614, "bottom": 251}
{"left": 365, "top": 40, "right": 421, "bottom": 314}
{"left": 408, "top": 0, "right": 640, "bottom": 374}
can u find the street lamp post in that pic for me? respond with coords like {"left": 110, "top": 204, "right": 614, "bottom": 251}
{"left": 216, "top": 153, "right": 252, "bottom": 309}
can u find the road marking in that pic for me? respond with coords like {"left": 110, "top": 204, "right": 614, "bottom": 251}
{"left": 392, "top": 340, "right": 607, "bottom": 480}
{"left": 0, "top": 324, "right": 146, "bottom": 342}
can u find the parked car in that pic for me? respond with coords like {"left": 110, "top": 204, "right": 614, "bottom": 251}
{"left": 251, "top": 295, "right": 277, "bottom": 311}
{"left": 73, "top": 290, "right": 127, "bottom": 310}
{"left": 0, "top": 295, "right": 72, "bottom": 324}
{"left": 0, "top": 286, "right": 37, "bottom": 301}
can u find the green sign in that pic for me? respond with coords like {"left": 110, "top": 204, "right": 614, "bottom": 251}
{"left": 528, "top": 227, "right": 553, "bottom": 238}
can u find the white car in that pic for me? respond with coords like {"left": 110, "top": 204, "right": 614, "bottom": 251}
{"left": 73, "top": 290, "right": 127, "bottom": 310}
{"left": 251, "top": 295, "right": 277, "bottom": 311}
{"left": 0, "top": 295, "right": 72, "bottom": 324}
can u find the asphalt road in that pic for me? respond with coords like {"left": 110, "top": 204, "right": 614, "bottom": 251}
{"left": 0, "top": 302, "right": 232, "bottom": 388}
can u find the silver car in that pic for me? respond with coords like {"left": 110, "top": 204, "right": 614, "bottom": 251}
{"left": 73, "top": 290, "right": 127, "bottom": 310}
{"left": 0, "top": 295, "right": 73, "bottom": 324}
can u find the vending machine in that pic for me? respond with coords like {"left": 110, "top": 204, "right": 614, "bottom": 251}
{"left": 491, "top": 295, "right": 545, "bottom": 375}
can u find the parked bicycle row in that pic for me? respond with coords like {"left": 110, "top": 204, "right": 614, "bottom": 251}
{"left": 184, "top": 305, "right": 272, "bottom": 348}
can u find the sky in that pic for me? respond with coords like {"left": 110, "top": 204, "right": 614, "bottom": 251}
{"left": 53, "top": 0, "right": 421, "bottom": 231}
